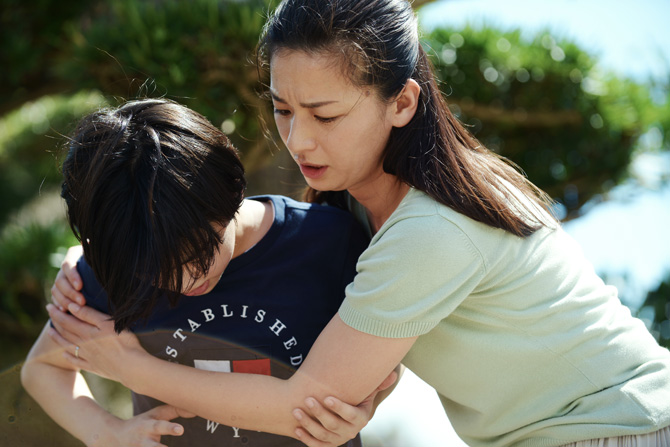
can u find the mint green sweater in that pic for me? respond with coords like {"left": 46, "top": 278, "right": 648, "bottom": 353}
{"left": 339, "top": 188, "right": 670, "bottom": 446}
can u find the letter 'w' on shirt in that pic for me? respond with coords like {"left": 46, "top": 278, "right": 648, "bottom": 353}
{"left": 194, "top": 359, "right": 272, "bottom": 375}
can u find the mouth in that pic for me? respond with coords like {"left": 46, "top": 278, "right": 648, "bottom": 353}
{"left": 184, "top": 280, "right": 210, "bottom": 296}
{"left": 299, "top": 163, "right": 327, "bottom": 180}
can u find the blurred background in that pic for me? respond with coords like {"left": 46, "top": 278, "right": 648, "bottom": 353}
{"left": 1, "top": 0, "right": 668, "bottom": 445}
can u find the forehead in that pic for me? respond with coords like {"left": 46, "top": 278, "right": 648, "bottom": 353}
{"left": 270, "top": 50, "right": 358, "bottom": 97}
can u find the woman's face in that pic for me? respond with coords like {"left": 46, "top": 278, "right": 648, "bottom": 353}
{"left": 270, "top": 50, "right": 396, "bottom": 195}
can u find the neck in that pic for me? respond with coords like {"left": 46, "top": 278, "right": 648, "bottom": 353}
{"left": 349, "top": 176, "right": 409, "bottom": 233}
{"left": 232, "top": 199, "right": 274, "bottom": 258}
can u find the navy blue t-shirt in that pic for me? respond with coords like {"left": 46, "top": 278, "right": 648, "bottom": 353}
{"left": 78, "top": 195, "right": 369, "bottom": 447}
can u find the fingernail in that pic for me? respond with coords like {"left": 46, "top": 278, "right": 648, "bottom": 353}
{"left": 305, "top": 398, "right": 315, "bottom": 409}
{"left": 77, "top": 296, "right": 85, "bottom": 305}
{"left": 295, "top": 428, "right": 303, "bottom": 439}
{"left": 293, "top": 409, "right": 303, "bottom": 420}
{"left": 68, "top": 303, "right": 81, "bottom": 313}
{"left": 325, "top": 397, "right": 335, "bottom": 407}
{"left": 173, "top": 425, "right": 183, "bottom": 435}
{"left": 46, "top": 303, "right": 55, "bottom": 313}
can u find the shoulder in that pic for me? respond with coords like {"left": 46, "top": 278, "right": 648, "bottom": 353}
{"left": 269, "top": 194, "right": 353, "bottom": 215}
{"left": 253, "top": 194, "right": 363, "bottom": 229}
{"left": 375, "top": 189, "right": 493, "bottom": 259}
{"left": 76, "top": 257, "right": 110, "bottom": 312}
{"left": 246, "top": 195, "right": 369, "bottom": 265}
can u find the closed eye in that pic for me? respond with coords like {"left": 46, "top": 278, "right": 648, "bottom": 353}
{"left": 315, "top": 115, "right": 338, "bottom": 123}
{"left": 273, "top": 108, "right": 291, "bottom": 117}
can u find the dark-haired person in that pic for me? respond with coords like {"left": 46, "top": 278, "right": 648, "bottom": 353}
{"left": 20, "top": 98, "right": 393, "bottom": 447}
{"left": 48, "top": 0, "right": 670, "bottom": 446}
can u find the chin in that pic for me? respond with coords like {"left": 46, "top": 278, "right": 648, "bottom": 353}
{"left": 306, "top": 179, "right": 340, "bottom": 192}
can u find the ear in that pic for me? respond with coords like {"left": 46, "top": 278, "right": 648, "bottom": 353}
{"left": 390, "top": 79, "right": 420, "bottom": 128}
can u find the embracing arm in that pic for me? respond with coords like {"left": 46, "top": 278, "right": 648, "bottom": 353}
{"left": 129, "top": 315, "right": 414, "bottom": 435}
{"left": 23, "top": 321, "right": 193, "bottom": 447}
{"left": 22, "top": 320, "right": 191, "bottom": 447}
{"left": 21, "top": 323, "right": 115, "bottom": 446}
{"left": 50, "top": 304, "right": 416, "bottom": 441}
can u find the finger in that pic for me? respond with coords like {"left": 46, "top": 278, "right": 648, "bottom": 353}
{"left": 62, "top": 264, "right": 83, "bottom": 291}
{"left": 67, "top": 302, "right": 112, "bottom": 328}
{"left": 57, "top": 341, "right": 115, "bottom": 380}
{"left": 46, "top": 326, "right": 88, "bottom": 369}
{"left": 46, "top": 326, "right": 76, "bottom": 351}
{"left": 46, "top": 325, "right": 85, "bottom": 363}
{"left": 60, "top": 345, "right": 89, "bottom": 370}
{"left": 146, "top": 419, "right": 185, "bottom": 437}
{"left": 53, "top": 270, "right": 86, "bottom": 307}
{"left": 321, "top": 396, "right": 365, "bottom": 425}
{"left": 51, "top": 281, "right": 84, "bottom": 311}
{"left": 304, "top": 397, "right": 352, "bottom": 431}
{"left": 62, "top": 245, "right": 84, "bottom": 289}
{"left": 47, "top": 304, "right": 92, "bottom": 343}
{"left": 293, "top": 406, "right": 337, "bottom": 443}
{"left": 50, "top": 283, "right": 70, "bottom": 312}
{"left": 47, "top": 304, "right": 80, "bottom": 341}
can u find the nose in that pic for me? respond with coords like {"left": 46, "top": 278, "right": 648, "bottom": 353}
{"left": 285, "top": 116, "right": 316, "bottom": 157}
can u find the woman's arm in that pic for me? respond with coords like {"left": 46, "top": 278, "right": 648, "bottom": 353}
{"left": 48, "top": 303, "right": 417, "bottom": 442}
{"left": 21, "top": 323, "right": 189, "bottom": 447}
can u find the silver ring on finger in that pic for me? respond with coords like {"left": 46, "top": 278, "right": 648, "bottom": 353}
{"left": 75, "top": 345, "right": 80, "bottom": 359}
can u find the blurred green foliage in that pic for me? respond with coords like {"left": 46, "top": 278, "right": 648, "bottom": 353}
{"left": 58, "top": 0, "right": 274, "bottom": 169}
{"left": 0, "top": 91, "right": 107, "bottom": 226}
{"left": 0, "top": 0, "right": 91, "bottom": 111}
{"left": 0, "top": 222, "right": 78, "bottom": 339}
{"left": 425, "top": 26, "right": 669, "bottom": 217}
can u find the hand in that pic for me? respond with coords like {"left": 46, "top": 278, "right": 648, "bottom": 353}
{"left": 293, "top": 369, "right": 399, "bottom": 447}
{"left": 47, "top": 302, "right": 145, "bottom": 385}
{"left": 91, "top": 405, "right": 194, "bottom": 447}
{"left": 51, "top": 245, "right": 86, "bottom": 311}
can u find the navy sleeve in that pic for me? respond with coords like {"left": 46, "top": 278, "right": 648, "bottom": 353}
{"left": 76, "top": 256, "right": 111, "bottom": 314}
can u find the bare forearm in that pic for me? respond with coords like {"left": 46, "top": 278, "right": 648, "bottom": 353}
{"left": 126, "top": 351, "right": 304, "bottom": 437}
{"left": 21, "top": 360, "right": 118, "bottom": 446}
{"left": 121, "top": 317, "right": 413, "bottom": 437}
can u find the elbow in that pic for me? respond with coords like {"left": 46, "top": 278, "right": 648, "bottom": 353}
{"left": 20, "top": 348, "right": 45, "bottom": 396}
{"left": 20, "top": 359, "right": 36, "bottom": 395}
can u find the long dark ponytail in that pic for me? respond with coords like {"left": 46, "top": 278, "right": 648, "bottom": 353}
{"left": 259, "top": 0, "right": 555, "bottom": 236}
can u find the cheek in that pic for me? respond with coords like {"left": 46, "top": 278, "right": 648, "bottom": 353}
{"left": 340, "top": 122, "right": 385, "bottom": 158}
{"left": 219, "top": 235, "right": 236, "bottom": 265}
{"left": 274, "top": 118, "right": 290, "bottom": 145}
{"left": 207, "top": 254, "right": 230, "bottom": 282}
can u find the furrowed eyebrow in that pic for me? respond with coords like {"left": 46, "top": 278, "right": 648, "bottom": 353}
{"left": 270, "top": 91, "right": 338, "bottom": 109}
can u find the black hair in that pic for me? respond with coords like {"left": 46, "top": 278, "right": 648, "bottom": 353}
{"left": 258, "top": 0, "right": 555, "bottom": 236}
{"left": 61, "top": 99, "right": 246, "bottom": 332}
